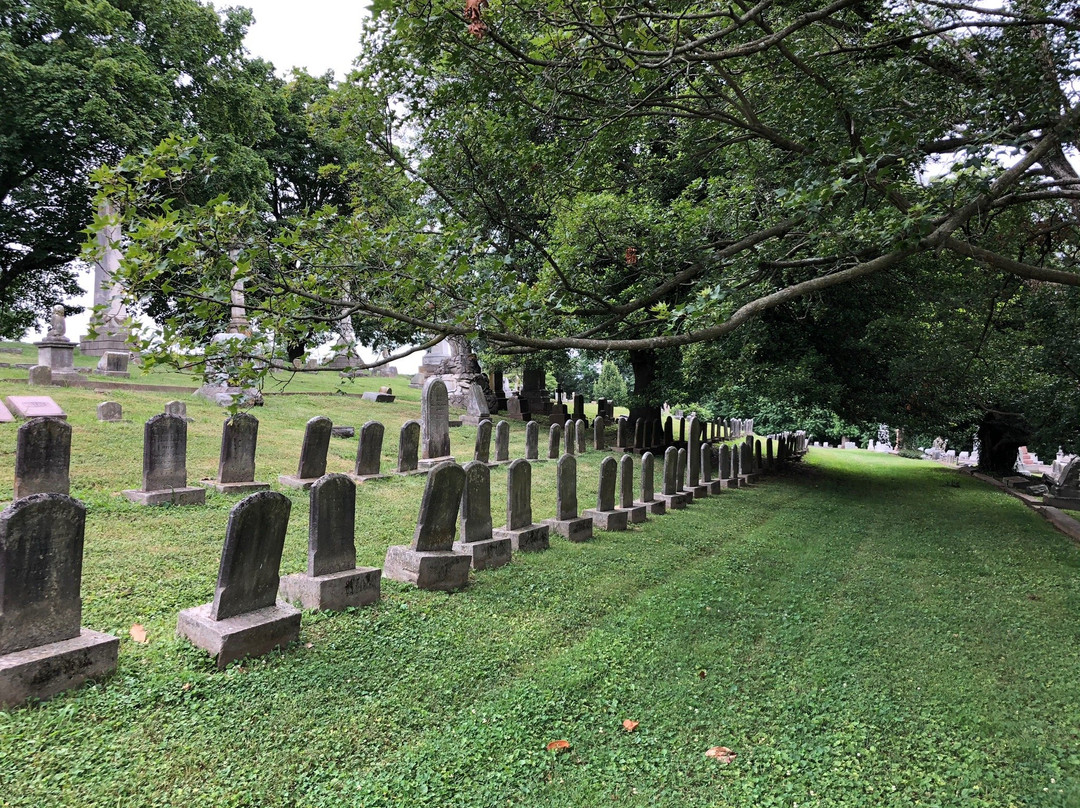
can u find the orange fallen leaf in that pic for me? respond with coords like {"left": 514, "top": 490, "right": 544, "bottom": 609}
{"left": 705, "top": 746, "right": 737, "bottom": 764}
{"left": 129, "top": 624, "right": 148, "bottom": 644}
{"left": 546, "top": 739, "right": 571, "bottom": 752}
{"left": 622, "top": 719, "right": 639, "bottom": 732}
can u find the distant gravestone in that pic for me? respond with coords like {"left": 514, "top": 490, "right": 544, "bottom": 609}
{"left": 637, "top": 451, "right": 665, "bottom": 515}
{"left": 571, "top": 393, "right": 585, "bottom": 423}
{"left": 633, "top": 418, "right": 644, "bottom": 451}
{"left": 361, "top": 386, "right": 395, "bottom": 403}
{"left": 384, "top": 461, "right": 471, "bottom": 590}
{"left": 731, "top": 443, "right": 743, "bottom": 485}
{"left": 719, "top": 444, "right": 734, "bottom": 487}
{"left": 741, "top": 443, "right": 755, "bottom": 482}
{"left": 204, "top": 413, "right": 269, "bottom": 494}
{"left": 397, "top": 420, "right": 421, "bottom": 474}
{"left": 655, "top": 446, "right": 687, "bottom": 510}
{"left": 525, "top": 420, "right": 539, "bottom": 460}
{"left": 164, "top": 400, "right": 188, "bottom": 420}
{"left": 505, "top": 394, "right": 531, "bottom": 422}
{"left": 94, "top": 351, "right": 129, "bottom": 378}
{"left": 563, "top": 419, "right": 575, "bottom": 456}
{"left": 593, "top": 417, "right": 605, "bottom": 450}
{"left": 474, "top": 419, "right": 493, "bottom": 464}
{"left": 584, "top": 456, "right": 628, "bottom": 531}
{"left": 452, "top": 461, "right": 511, "bottom": 569}
{"left": 461, "top": 384, "right": 491, "bottom": 426}
{"left": 14, "top": 417, "right": 71, "bottom": 500}
{"left": 543, "top": 454, "right": 593, "bottom": 542}
{"left": 6, "top": 396, "right": 65, "bottom": 420}
{"left": 419, "top": 379, "right": 454, "bottom": 470}
{"left": 278, "top": 474, "right": 381, "bottom": 610}
{"left": 177, "top": 491, "right": 300, "bottom": 669}
{"left": 492, "top": 459, "right": 549, "bottom": 552}
{"left": 616, "top": 454, "right": 647, "bottom": 524}
{"left": 685, "top": 416, "right": 708, "bottom": 499}
{"left": 615, "top": 417, "right": 628, "bottom": 450}
{"left": 0, "top": 494, "right": 118, "bottom": 707}
{"left": 279, "top": 416, "right": 333, "bottom": 489}
{"left": 97, "top": 401, "right": 122, "bottom": 422}
{"left": 352, "top": 420, "right": 388, "bottom": 482}
{"left": 702, "top": 444, "right": 723, "bottom": 494}
{"left": 548, "top": 423, "right": 562, "bottom": 459}
{"left": 27, "top": 366, "right": 52, "bottom": 386}
{"left": 494, "top": 420, "right": 510, "bottom": 463}
{"left": 123, "top": 413, "right": 205, "bottom": 506}
{"left": 664, "top": 416, "right": 674, "bottom": 447}
{"left": 575, "top": 419, "right": 587, "bottom": 454}
{"left": 676, "top": 448, "right": 692, "bottom": 501}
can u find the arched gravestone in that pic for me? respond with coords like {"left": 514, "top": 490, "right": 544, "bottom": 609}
{"left": 384, "top": 462, "right": 471, "bottom": 590}
{"left": 353, "top": 420, "right": 388, "bottom": 482}
{"left": 702, "top": 443, "right": 723, "bottom": 494}
{"left": 615, "top": 454, "right": 647, "bottom": 524}
{"left": 543, "top": 454, "right": 593, "bottom": 542}
{"left": 14, "top": 417, "right": 71, "bottom": 500}
{"left": 741, "top": 442, "right": 756, "bottom": 483}
{"left": 123, "top": 413, "right": 205, "bottom": 506}
{"left": 474, "top": 420, "right": 493, "bottom": 464}
{"left": 280, "top": 416, "right": 333, "bottom": 489}
{"left": 655, "top": 446, "right": 687, "bottom": 510}
{"left": 637, "top": 451, "right": 665, "bottom": 515}
{"left": 582, "top": 456, "right": 629, "bottom": 532}
{"left": 686, "top": 416, "right": 708, "bottom": 499}
{"left": 575, "top": 419, "right": 587, "bottom": 454}
{"left": 548, "top": 423, "right": 563, "bottom": 459}
{"left": 0, "top": 493, "right": 118, "bottom": 707}
{"left": 279, "top": 474, "right": 381, "bottom": 610}
{"left": 205, "top": 413, "right": 270, "bottom": 494}
{"left": 615, "top": 417, "right": 629, "bottom": 450}
{"left": 593, "top": 417, "right": 605, "bottom": 451}
{"left": 452, "top": 461, "right": 511, "bottom": 569}
{"left": 97, "top": 401, "right": 122, "bottom": 422}
{"left": 493, "top": 459, "right": 550, "bottom": 552}
{"left": 494, "top": 420, "right": 510, "bottom": 463}
{"left": 397, "top": 420, "right": 421, "bottom": 474}
{"left": 524, "top": 420, "right": 539, "bottom": 460}
{"left": 676, "top": 448, "right": 693, "bottom": 501}
{"left": 563, "top": 420, "right": 575, "bottom": 456}
{"left": 177, "top": 491, "right": 300, "bottom": 669}
{"left": 418, "top": 378, "right": 455, "bottom": 470}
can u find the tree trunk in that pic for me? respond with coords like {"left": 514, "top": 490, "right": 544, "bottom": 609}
{"left": 628, "top": 348, "right": 661, "bottom": 425}
{"left": 977, "top": 409, "right": 1029, "bottom": 474}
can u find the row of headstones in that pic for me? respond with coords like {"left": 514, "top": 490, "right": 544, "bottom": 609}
{"left": 0, "top": 423, "right": 808, "bottom": 705}
{"left": 612, "top": 415, "right": 756, "bottom": 451}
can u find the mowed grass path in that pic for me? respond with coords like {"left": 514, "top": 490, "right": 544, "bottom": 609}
{"left": 0, "top": 387, "right": 1079, "bottom": 807}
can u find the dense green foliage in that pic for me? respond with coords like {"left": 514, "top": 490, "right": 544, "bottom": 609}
{"left": 594, "top": 359, "right": 628, "bottom": 406}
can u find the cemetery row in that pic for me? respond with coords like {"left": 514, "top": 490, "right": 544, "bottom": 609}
{"left": 0, "top": 379, "right": 807, "bottom": 707}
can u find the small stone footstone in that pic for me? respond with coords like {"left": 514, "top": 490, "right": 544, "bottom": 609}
{"left": 14, "top": 417, "right": 71, "bottom": 500}
{"left": 0, "top": 494, "right": 118, "bottom": 707}
{"left": 384, "top": 461, "right": 471, "bottom": 590}
{"left": 279, "top": 416, "right": 333, "bottom": 490}
{"left": 397, "top": 420, "right": 421, "bottom": 474}
{"left": 351, "top": 420, "right": 388, "bottom": 483}
{"left": 636, "top": 452, "right": 666, "bottom": 516}
{"left": 278, "top": 474, "right": 381, "bottom": 610}
{"left": 452, "top": 462, "right": 512, "bottom": 569}
{"left": 6, "top": 395, "right": 65, "bottom": 420}
{"left": 331, "top": 426, "right": 355, "bottom": 439}
{"left": 543, "top": 454, "right": 593, "bottom": 542}
{"left": 493, "top": 420, "right": 510, "bottom": 463}
{"left": 123, "top": 413, "right": 206, "bottom": 506}
{"left": 615, "top": 454, "right": 647, "bottom": 524}
{"left": 418, "top": 379, "right": 455, "bottom": 471}
{"left": 563, "top": 420, "right": 575, "bottom": 456}
{"left": 492, "top": 459, "right": 549, "bottom": 552}
{"left": 361, "top": 386, "right": 395, "bottom": 403}
{"left": 97, "top": 401, "right": 122, "bottom": 422}
{"left": 177, "top": 491, "right": 300, "bottom": 669}
{"left": 524, "top": 420, "right": 539, "bottom": 461}
{"left": 654, "top": 446, "right": 688, "bottom": 510}
{"left": 203, "top": 412, "right": 270, "bottom": 495}
{"left": 740, "top": 443, "right": 757, "bottom": 484}
{"left": 584, "top": 456, "right": 629, "bottom": 531}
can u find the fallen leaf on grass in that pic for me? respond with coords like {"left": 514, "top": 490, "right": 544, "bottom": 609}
{"left": 129, "top": 624, "right": 148, "bottom": 644}
{"left": 546, "top": 739, "right": 571, "bottom": 752}
{"left": 705, "top": 746, "right": 737, "bottom": 764}
{"left": 622, "top": 719, "right": 639, "bottom": 732}
{"left": 698, "top": 670, "right": 707, "bottom": 679}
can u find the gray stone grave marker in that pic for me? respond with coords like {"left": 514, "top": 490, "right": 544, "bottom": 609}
{"left": 352, "top": 420, "right": 388, "bottom": 482}
{"left": 280, "top": 416, "right": 333, "bottom": 489}
{"left": 702, "top": 443, "right": 723, "bottom": 494}
{"left": 419, "top": 379, "right": 455, "bottom": 470}
{"left": 0, "top": 400, "right": 12, "bottom": 423}
{"left": 616, "top": 454, "right": 647, "bottom": 523}
{"left": 584, "top": 456, "right": 629, "bottom": 531}
{"left": 6, "top": 396, "right": 65, "bottom": 420}
{"left": 97, "top": 401, "right": 122, "bottom": 422}
{"left": 461, "top": 383, "right": 491, "bottom": 426}
{"left": 654, "top": 446, "right": 687, "bottom": 509}
{"left": 27, "top": 366, "right": 52, "bottom": 386}
{"left": 278, "top": 474, "right": 381, "bottom": 610}
{"left": 474, "top": 419, "right": 493, "bottom": 464}
{"left": 493, "top": 459, "right": 549, "bottom": 552}
{"left": 204, "top": 413, "right": 270, "bottom": 494}
{"left": 636, "top": 451, "right": 665, "bottom": 515}
{"left": 548, "top": 423, "right": 562, "bottom": 459}
{"left": 164, "top": 400, "right": 188, "bottom": 420}
{"left": 122, "top": 413, "right": 205, "bottom": 506}
{"left": 14, "top": 417, "right": 71, "bottom": 500}
{"left": 177, "top": 491, "right": 300, "bottom": 668}
{"left": 525, "top": 420, "right": 539, "bottom": 460}
{"left": 543, "top": 454, "right": 593, "bottom": 542}
{"left": 686, "top": 416, "right": 708, "bottom": 499}
{"left": 95, "top": 351, "right": 129, "bottom": 378}
{"left": 676, "top": 448, "right": 693, "bottom": 501}
{"left": 615, "top": 417, "right": 628, "bottom": 450}
{"left": 452, "top": 461, "right": 511, "bottom": 569}
{"left": 575, "top": 419, "right": 587, "bottom": 454}
{"left": 397, "top": 420, "right": 421, "bottom": 474}
{"left": 563, "top": 419, "right": 575, "bottom": 456}
{"left": 361, "top": 386, "right": 396, "bottom": 403}
{"left": 593, "top": 416, "right": 605, "bottom": 450}
{"left": 494, "top": 420, "right": 510, "bottom": 463}
{"left": 0, "top": 494, "right": 118, "bottom": 707}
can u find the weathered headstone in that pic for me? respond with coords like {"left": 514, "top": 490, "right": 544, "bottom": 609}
{"left": 384, "top": 461, "right": 471, "bottom": 590}
{"left": 549, "top": 402, "right": 568, "bottom": 427}
{"left": 633, "top": 418, "right": 644, "bottom": 451}
{"left": 177, "top": 491, "right": 300, "bottom": 669}
{"left": 123, "top": 414, "right": 205, "bottom": 505}
{"left": 6, "top": 396, "right": 65, "bottom": 420}
{"left": 493, "top": 420, "right": 510, "bottom": 463}
{"left": 730, "top": 443, "right": 744, "bottom": 486}
{"left": 352, "top": 420, "right": 388, "bottom": 482}
{"left": 583, "top": 456, "right": 629, "bottom": 531}
{"left": 676, "top": 448, "right": 693, "bottom": 501}
{"left": 461, "top": 383, "right": 491, "bottom": 426}
{"left": 741, "top": 442, "right": 756, "bottom": 483}
{"left": 563, "top": 419, "right": 575, "bottom": 456}
{"left": 14, "top": 417, "right": 71, "bottom": 500}
{"left": 615, "top": 417, "right": 629, "bottom": 450}
{"left": 543, "top": 454, "right": 593, "bottom": 542}
{"left": 524, "top": 420, "right": 539, "bottom": 460}
{"left": 278, "top": 474, "right": 381, "bottom": 610}
{"left": 505, "top": 394, "right": 531, "bottom": 422}
{"left": 361, "top": 386, "right": 395, "bottom": 403}
{"left": 27, "top": 365, "right": 52, "bottom": 386}
{"left": 452, "top": 461, "right": 512, "bottom": 568}
{"left": 474, "top": 419, "right": 493, "bottom": 464}
{"left": 164, "top": 400, "right": 188, "bottom": 420}
{"left": 280, "top": 416, "right": 333, "bottom": 489}
{"left": 685, "top": 416, "right": 708, "bottom": 499}
{"left": 664, "top": 416, "right": 674, "bottom": 447}
{"left": 97, "top": 401, "right": 122, "bottom": 422}
{"left": 94, "top": 351, "right": 129, "bottom": 378}
{"left": 616, "top": 454, "right": 647, "bottom": 523}
{"left": 419, "top": 378, "right": 455, "bottom": 470}
{"left": 593, "top": 416, "right": 605, "bottom": 451}
{"left": 654, "top": 446, "right": 688, "bottom": 509}
{"left": 755, "top": 440, "right": 764, "bottom": 474}
{"left": 571, "top": 393, "right": 585, "bottom": 423}
{"left": 492, "top": 459, "right": 550, "bottom": 552}
{"left": 548, "top": 423, "right": 562, "bottom": 459}
{"left": 719, "top": 444, "right": 735, "bottom": 488}
{"left": 575, "top": 419, "right": 587, "bottom": 454}
{"left": 636, "top": 451, "right": 665, "bottom": 515}
{"left": 204, "top": 413, "right": 270, "bottom": 494}
{"left": 397, "top": 420, "right": 421, "bottom": 474}
{"left": 0, "top": 494, "right": 118, "bottom": 707}
{"left": 766, "top": 438, "right": 775, "bottom": 471}
{"left": 702, "top": 443, "right": 723, "bottom": 494}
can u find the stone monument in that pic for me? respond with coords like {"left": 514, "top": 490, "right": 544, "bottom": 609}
{"left": 543, "top": 455, "right": 593, "bottom": 542}
{"left": 451, "top": 461, "right": 512, "bottom": 569}
{"left": 279, "top": 416, "right": 333, "bottom": 490}
{"left": 492, "top": 459, "right": 550, "bottom": 552}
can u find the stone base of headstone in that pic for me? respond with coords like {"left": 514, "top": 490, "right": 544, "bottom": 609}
{"left": 383, "top": 546, "right": 471, "bottom": 591}
{"left": 1044, "top": 495, "right": 1080, "bottom": 512}
{"left": 543, "top": 516, "right": 593, "bottom": 542}
{"left": 448, "top": 419, "right": 463, "bottom": 428}
{"left": 637, "top": 499, "right": 666, "bottom": 516}
{"left": 35, "top": 339, "right": 81, "bottom": 384}
{"left": 349, "top": 472, "right": 389, "bottom": 484}
{"left": 688, "top": 484, "right": 709, "bottom": 499}
{"left": 277, "top": 474, "right": 321, "bottom": 490}
{"left": 718, "top": 479, "right": 739, "bottom": 489}
{"left": 417, "top": 456, "right": 455, "bottom": 472}
{"left": 278, "top": 567, "right": 382, "bottom": 611}
{"left": 360, "top": 392, "right": 395, "bottom": 403}
{"left": 122, "top": 486, "right": 207, "bottom": 506}
{"left": 94, "top": 351, "right": 130, "bottom": 378}
{"left": 200, "top": 479, "right": 271, "bottom": 495}
{"left": 194, "top": 383, "right": 264, "bottom": 407}
{"left": 492, "top": 523, "right": 550, "bottom": 553}
{"left": 705, "top": 480, "right": 725, "bottom": 495}
{"left": 654, "top": 492, "right": 688, "bottom": 510}
{"left": 583, "top": 508, "right": 629, "bottom": 531}
{"left": 0, "top": 629, "right": 119, "bottom": 708}
{"left": 177, "top": 601, "right": 301, "bottom": 670}
{"left": 452, "top": 537, "right": 513, "bottom": 570}
{"left": 617, "top": 504, "right": 648, "bottom": 524}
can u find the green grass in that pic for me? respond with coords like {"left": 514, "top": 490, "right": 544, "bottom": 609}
{"left": 0, "top": 382, "right": 1078, "bottom": 806}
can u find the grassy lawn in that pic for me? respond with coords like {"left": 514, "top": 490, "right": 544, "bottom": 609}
{"left": 0, "top": 383, "right": 1078, "bottom": 806}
